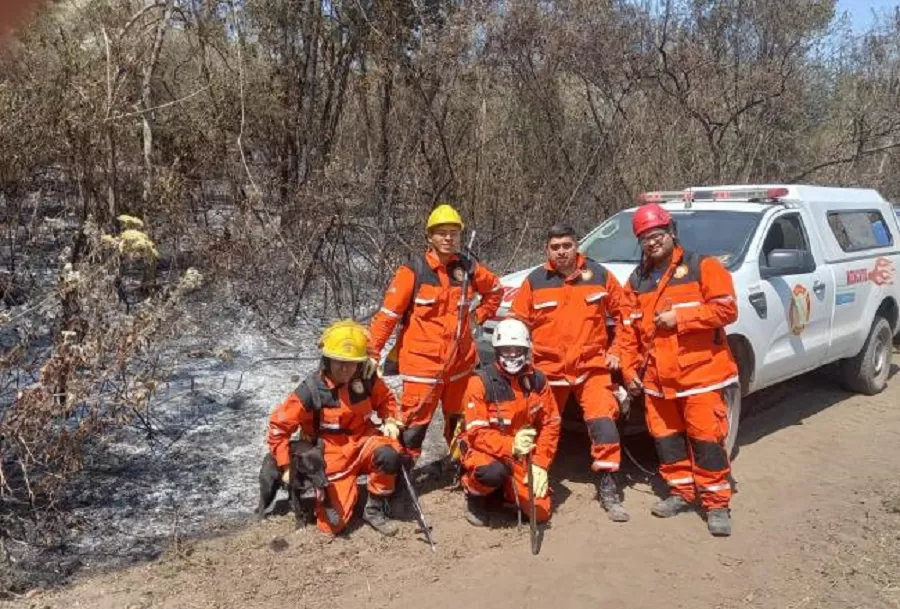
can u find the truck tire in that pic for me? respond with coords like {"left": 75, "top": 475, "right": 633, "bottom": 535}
{"left": 723, "top": 337, "right": 751, "bottom": 460}
{"left": 723, "top": 383, "right": 741, "bottom": 459}
{"left": 839, "top": 315, "right": 893, "bottom": 395}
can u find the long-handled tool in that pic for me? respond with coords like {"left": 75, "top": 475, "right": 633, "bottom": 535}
{"left": 400, "top": 463, "right": 436, "bottom": 553}
{"left": 512, "top": 473, "right": 523, "bottom": 530}
{"left": 524, "top": 450, "right": 539, "bottom": 555}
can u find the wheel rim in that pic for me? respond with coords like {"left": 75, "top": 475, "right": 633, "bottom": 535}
{"left": 725, "top": 386, "right": 741, "bottom": 456}
{"left": 873, "top": 329, "right": 890, "bottom": 378}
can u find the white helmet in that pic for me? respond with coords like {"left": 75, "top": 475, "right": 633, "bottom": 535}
{"left": 492, "top": 318, "right": 531, "bottom": 349}
{"left": 492, "top": 318, "right": 531, "bottom": 374}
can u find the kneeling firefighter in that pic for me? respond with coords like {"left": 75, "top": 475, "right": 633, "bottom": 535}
{"left": 458, "top": 318, "right": 561, "bottom": 526}
{"left": 266, "top": 320, "right": 405, "bottom": 536}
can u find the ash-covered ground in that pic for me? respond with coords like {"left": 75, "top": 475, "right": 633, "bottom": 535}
{"left": 50, "top": 301, "right": 454, "bottom": 576}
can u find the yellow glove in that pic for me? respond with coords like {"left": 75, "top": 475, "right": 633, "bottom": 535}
{"left": 360, "top": 357, "right": 379, "bottom": 380}
{"left": 512, "top": 427, "right": 537, "bottom": 457}
{"left": 525, "top": 463, "right": 549, "bottom": 498}
{"left": 281, "top": 469, "right": 290, "bottom": 485}
{"left": 382, "top": 417, "right": 403, "bottom": 440}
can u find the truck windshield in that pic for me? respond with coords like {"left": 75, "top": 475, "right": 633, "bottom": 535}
{"left": 580, "top": 209, "right": 763, "bottom": 269}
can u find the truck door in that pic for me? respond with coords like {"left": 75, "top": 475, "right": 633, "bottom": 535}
{"left": 826, "top": 209, "right": 897, "bottom": 359}
{"left": 749, "top": 209, "right": 835, "bottom": 387}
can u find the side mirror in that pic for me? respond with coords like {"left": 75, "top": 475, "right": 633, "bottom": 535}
{"left": 760, "top": 249, "right": 813, "bottom": 278}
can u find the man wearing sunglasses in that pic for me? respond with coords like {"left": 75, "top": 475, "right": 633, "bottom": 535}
{"left": 509, "top": 222, "right": 632, "bottom": 522}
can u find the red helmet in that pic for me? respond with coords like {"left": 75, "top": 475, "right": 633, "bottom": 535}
{"left": 632, "top": 203, "right": 673, "bottom": 237}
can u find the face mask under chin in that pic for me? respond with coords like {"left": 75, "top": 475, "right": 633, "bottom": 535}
{"left": 498, "top": 354, "right": 527, "bottom": 375}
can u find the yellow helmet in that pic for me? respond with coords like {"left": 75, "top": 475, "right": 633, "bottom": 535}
{"left": 426, "top": 203, "right": 464, "bottom": 231}
{"left": 318, "top": 319, "right": 370, "bottom": 362}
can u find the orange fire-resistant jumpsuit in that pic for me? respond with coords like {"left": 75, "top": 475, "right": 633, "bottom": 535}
{"left": 369, "top": 248, "right": 502, "bottom": 460}
{"left": 266, "top": 371, "right": 402, "bottom": 534}
{"left": 509, "top": 253, "right": 628, "bottom": 472}
{"left": 459, "top": 364, "right": 561, "bottom": 522}
{"left": 619, "top": 244, "right": 739, "bottom": 509}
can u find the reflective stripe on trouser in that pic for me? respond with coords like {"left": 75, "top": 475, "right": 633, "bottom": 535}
{"left": 315, "top": 437, "right": 401, "bottom": 535}
{"left": 644, "top": 390, "right": 732, "bottom": 510}
{"left": 460, "top": 449, "right": 551, "bottom": 523}
{"left": 551, "top": 374, "right": 621, "bottom": 472}
{"left": 398, "top": 375, "right": 470, "bottom": 461}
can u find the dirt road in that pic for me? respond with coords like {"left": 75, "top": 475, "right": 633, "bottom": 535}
{"left": 5, "top": 353, "right": 900, "bottom": 609}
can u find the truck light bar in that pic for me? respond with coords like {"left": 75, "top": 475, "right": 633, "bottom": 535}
{"left": 636, "top": 187, "right": 790, "bottom": 208}
{"left": 636, "top": 190, "right": 691, "bottom": 203}
{"left": 694, "top": 187, "right": 790, "bottom": 202}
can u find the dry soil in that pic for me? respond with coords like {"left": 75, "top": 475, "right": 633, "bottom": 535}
{"left": 4, "top": 352, "right": 900, "bottom": 609}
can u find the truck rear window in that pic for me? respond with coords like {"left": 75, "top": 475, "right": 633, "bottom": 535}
{"left": 581, "top": 210, "right": 762, "bottom": 269}
{"left": 826, "top": 210, "right": 893, "bottom": 252}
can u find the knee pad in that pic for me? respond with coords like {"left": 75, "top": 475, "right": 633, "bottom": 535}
{"left": 586, "top": 417, "right": 619, "bottom": 445}
{"left": 473, "top": 460, "right": 511, "bottom": 488}
{"left": 689, "top": 437, "right": 728, "bottom": 472}
{"left": 401, "top": 424, "right": 428, "bottom": 450}
{"left": 655, "top": 432, "right": 690, "bottom": 465}
{"left": 373, "top": 445, "right": 401, "bottom": 474}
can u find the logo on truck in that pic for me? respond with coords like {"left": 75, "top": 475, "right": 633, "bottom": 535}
{"left": 789, "top": 284, "right": 811, "bottom": 335}
{"left": 501, "top": 286, "right": 520, "bottom": 304}
{"left": 869, "top": 257, "right": 895, "bottom": 286}
{"left": 846, "top": 257, "right": 895, "bottom": 286}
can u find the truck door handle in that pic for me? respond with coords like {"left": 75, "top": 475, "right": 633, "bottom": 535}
{"left": 749, "top": 291, "right": 767, "bottom": 319}
{"left": 813, "top": 281, "right": 826, "bottom": 296}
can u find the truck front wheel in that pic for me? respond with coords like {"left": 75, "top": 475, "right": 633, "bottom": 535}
{"left": 839, "top": 315, "right": 893, "bottom": 395}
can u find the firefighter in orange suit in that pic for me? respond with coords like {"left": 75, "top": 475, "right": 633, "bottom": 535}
{"left": 619, "top": 203, "right": 738, "bottom": 537}
{"left": 367, "top": 204, "right": 503, "bottom": 465}
{"left": 509, "top": 222, "right": 631, "bottom": 522}
{"left": 266, "top": 320, "right": 403, "bottom": 537}
{"left": 459, "top": 318, "right": 561, "bottom": 526}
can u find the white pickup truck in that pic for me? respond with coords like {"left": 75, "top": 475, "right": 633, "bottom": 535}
{"left": 477, "top": 184, "right": 900, "bottom": 456}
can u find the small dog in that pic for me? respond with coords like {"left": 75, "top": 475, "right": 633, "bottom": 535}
{"left": 256, "top": 439, "right": 330, "bottom": 529}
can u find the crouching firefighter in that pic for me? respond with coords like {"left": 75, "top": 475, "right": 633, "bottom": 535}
{"left": 619, "top": 203, "right": 739, "bottom": 537}
{"left": 266, "top": 320, "right": 404, "bottom": 537}
{"left": 458, "top": 319, "right": 561, "bottom": 526}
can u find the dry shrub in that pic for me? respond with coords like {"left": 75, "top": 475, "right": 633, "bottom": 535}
{"left": 1, "top": 214, "right": 201, "bottom": 549}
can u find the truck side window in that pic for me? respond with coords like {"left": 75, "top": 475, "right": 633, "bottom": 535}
{"left": 762, "top": 214, "right": 810, "bottom": 263}
{"left": 826, "top": 210, "right": 894, "bottom": 252}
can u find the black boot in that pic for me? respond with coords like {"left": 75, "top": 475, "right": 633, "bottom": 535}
{"left": 362, "top": 494, "right": 399, "bottom": 536}
{"left": 598, "top": 472, "right": 630, "bottom": 523}
{"left": 464, "top": 494, "right": 489, "bottom": 527}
